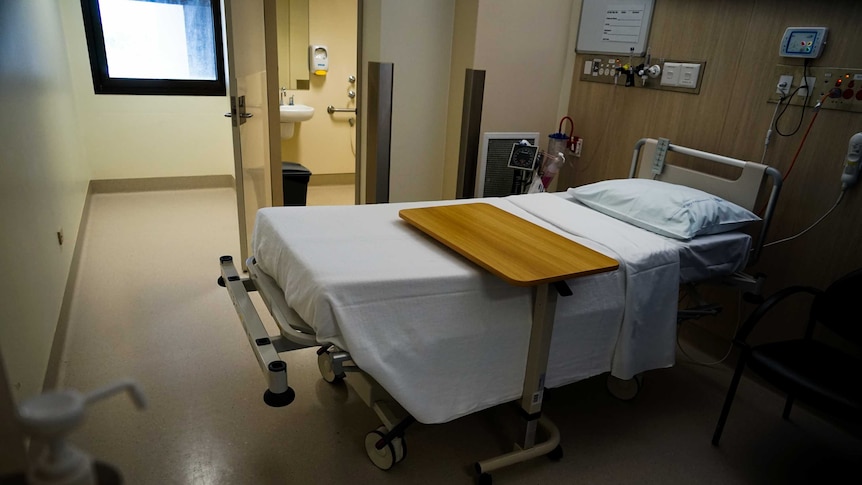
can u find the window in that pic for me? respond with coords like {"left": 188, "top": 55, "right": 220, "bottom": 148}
{"left": 80, "top": 0, "right": 226, "bottom": 96}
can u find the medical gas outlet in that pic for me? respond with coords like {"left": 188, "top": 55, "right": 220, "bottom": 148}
{"left": 579, "top": 54, "right": 705, "bottom": 93}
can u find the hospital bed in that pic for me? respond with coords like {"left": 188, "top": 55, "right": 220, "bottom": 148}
{"left": 218, "top": 138, "right": 782, "bottom": 482}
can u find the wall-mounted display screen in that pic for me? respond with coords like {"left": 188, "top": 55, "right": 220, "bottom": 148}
{"left": 779, "top": 27, "right": 828, "bottom": 58}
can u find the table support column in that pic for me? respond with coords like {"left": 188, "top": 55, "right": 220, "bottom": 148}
{"left": 476, "top": 283, "right": 561, "bottom": 474}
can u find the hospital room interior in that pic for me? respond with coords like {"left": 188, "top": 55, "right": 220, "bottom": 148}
{"left": 2, "top": 0, "right": 862, "bottom": 483}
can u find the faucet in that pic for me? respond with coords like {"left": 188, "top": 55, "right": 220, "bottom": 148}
{"left": 279, "top": 86, "right": 286, "bottom": 106}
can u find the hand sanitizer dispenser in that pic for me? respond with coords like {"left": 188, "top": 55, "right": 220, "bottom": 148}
{"left": 309, "top": 45, "right": 328, "bottom": 76}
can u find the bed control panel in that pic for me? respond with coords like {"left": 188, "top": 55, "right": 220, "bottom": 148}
{"left": 652, "top": 137, "right": 670, "bottom": 175}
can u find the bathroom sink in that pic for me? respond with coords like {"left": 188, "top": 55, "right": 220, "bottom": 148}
{"left": 279, "top": 104, "right": 315, "bottom": 123}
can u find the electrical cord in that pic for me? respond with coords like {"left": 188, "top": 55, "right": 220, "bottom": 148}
{"left": 780, "top": 91, "right": 832, "bottom": 183}
{"left": 763, "top": 190, "right": 844, "bottom": 248}
{"left": 677, "top": 291, "right": 742, "bottom": 367}
{"left": 761, "top": 95, "right": 787, "bottom": 164}
{"left": 756, "top": 91, "right": 832, "bottom": 216}
{"left": 775, "top": 59, "right": 811, "bottom": 137}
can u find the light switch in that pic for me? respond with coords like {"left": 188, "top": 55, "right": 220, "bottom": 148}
{"left": 679, "top": 63, "right": 701, "bottom": 88}
{"left": 661, "top": 62, "right": 681, "bottom": 86}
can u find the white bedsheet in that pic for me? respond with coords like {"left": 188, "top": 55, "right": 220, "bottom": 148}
{"left": 252, "top": 193, "right": 683, "bottom": 424}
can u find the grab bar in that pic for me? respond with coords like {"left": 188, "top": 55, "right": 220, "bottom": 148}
{"left": 327, "top": 105, "right": 357, "bottom": 114}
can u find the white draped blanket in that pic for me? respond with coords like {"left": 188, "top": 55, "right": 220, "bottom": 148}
{"left": 252, "top": 193, "right": 680, "bottom": 424}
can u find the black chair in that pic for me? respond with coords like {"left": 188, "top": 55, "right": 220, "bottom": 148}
{"left": 712, "top": 268, "right": 862, "bottom": 445}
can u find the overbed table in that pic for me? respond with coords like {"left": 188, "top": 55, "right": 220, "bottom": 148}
{"left": 399, "top": 202, "right": 619, "bottom": 480}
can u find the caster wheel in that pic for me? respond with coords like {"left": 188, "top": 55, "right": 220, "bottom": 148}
{"left": 477, "top": 472, "right": 492, "bottom": 485}
{"left": 364, "top": 426, "right": 406, "bottom": 470}
{"left": 606, "top": 374, "right": 644, "bottom": 401}
{"left": 547, "top": 444, "right": 564, "bottom": 461}
{"left": 317, "top": 352, "right": 344, "bottom": 383}
{"left": 217, "top": 276, "right": 225, "bottom": 287}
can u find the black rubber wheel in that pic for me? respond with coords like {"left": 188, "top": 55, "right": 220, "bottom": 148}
{"left": 364, "top": 426, "right": 405, "bottom": 470}
{"left": 547, "top": 444, "right": 564, "bottom": 461}
{"left": 396, "top": 433, "right": 408, "bottom": 463}
{"left": 317, "top": 352, "right": 345, "bottom": 383}
{"left": 606, "top": 374, "right": 644, "bottom": 401}
{"left": 217, "top": 276, "right": 225, "bottom": 287}
{"left": 477, "top": 472, "right": 492, "bottom": 485}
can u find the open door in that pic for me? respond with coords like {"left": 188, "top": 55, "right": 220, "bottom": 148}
{"left": 223, "top": 0, "right": 281, "bottom": 263}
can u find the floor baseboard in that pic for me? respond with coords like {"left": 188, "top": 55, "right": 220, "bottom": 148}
{"left": 308, "top": 173, "right": 355, "bottom": 187}
{"left": 90, "top": 175, "right": 234, "bottom": 193}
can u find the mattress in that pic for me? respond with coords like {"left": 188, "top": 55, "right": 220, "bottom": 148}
{"left": 251, "top": 193, "right": 745, "bottom": 424}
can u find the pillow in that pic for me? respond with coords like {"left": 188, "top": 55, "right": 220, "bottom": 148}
{"left": 567, "top": 179, "right": 760, "bottom": 240}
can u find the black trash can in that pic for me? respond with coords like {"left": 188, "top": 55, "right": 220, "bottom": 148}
{"left": 281, "top": 162, "right": 312, "bottom": 206}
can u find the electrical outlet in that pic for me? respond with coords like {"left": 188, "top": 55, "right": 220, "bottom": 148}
{"left": 797, "top": 76, "right": 817, "bottom": 96}
{"left": 678, "top": 63, "right": 701, "bottom": 88}
{"left": 777, "top": 75, "right": 793, "bottom": 96}
{"left": 661, "top": 62, "right": 681, "bottom": 86}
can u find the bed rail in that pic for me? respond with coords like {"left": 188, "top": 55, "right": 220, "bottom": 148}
{"left": 629, "top": 138, "right": 782, "bottom": 265}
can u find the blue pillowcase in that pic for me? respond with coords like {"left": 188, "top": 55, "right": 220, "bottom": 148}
{"left": 568, "top": 179, "right": 761, "bottom": 240}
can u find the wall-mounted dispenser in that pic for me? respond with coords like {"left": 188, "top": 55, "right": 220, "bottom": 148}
{"left": 309, "top": 45, "right": 329, "bottom": 76}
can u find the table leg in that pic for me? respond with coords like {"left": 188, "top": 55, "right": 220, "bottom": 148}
{"left": 476, "top": 283, "right": 561, "bottom": 474}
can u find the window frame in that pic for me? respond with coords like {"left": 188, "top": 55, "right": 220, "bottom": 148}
{"left": 80, "top": 0, "right": 227, "bottom": 96}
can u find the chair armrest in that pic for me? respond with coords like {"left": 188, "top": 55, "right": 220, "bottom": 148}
{"left": 735, "top": 285, "right": 823, "bottom": 344}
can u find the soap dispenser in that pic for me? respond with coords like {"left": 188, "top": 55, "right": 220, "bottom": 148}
{"left": 16, "top": 379, "right": 147, "bottom": 485}
{"left": 309, "top": 45, "right": 329, "bottom": 76}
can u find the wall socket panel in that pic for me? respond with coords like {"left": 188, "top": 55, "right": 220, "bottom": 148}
{"left": 777, "top": 75, "right": 793, "bottom": 95}
{"left": 768, "top": 65, "right": 862, "bottom": 113}
{"left": 577, "top": 54, "right": 705, "bottom": 94}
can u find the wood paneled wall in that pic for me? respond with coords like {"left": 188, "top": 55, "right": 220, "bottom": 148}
{"left": 560, "top": 0, "right": 862, "bottom": 347}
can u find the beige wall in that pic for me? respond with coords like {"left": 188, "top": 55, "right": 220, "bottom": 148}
{"left": 442, "top": 0, "right": 479, "bottom": 199}
{"left": 473, "top": 0, "right": 574, "bottom": 157}
{"left": 58, "top": 1, "right": 235, "bottom": 180}
{"left": 0, "top": 0, "right": 91, "bottom": 408}
{"left": 364, "top": 0, "right": 576, "bottom": 202}
{"left": 362, "top": 0, "right": 456, "bottom": 202}
{"left": 441, "top": 0, "right": 578, "bottom": 198}
{"left": 279, "top": 0, "right": 358, "bottom": 176}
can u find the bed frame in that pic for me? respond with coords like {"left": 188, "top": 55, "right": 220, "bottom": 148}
{"left": 630, "top": 138, "right": 782, "bottom": 266}
{"left": 218, "top": 137, "right": 783, "bottom": 482}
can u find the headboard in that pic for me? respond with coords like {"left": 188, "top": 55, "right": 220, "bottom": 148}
{"left": 628, "top": 138, "right": 783, "bottom": 264}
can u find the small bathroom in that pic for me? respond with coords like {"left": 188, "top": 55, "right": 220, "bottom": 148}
{"left": 276, "top": 0, "right": 358, "bottom": 205}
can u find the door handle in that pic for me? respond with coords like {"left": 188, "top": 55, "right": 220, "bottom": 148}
{"left": 226, "top": 96, "right": 252, "bottom": 125}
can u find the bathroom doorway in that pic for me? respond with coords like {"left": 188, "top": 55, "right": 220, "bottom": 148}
{"left": 276, "top": 0, "right": 360, "bottom": 206}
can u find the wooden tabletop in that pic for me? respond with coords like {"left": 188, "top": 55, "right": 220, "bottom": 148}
{"left": 399, "top": 203, "right": 619, "bottom": 286}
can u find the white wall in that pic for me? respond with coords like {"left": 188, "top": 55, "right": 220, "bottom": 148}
{"left": 0, "top": 0, "right": 91, "bottom": 404}
{"left": 58, "top": 1, "right": 235, "bottom": 180}
{"left": 363, "top": 0, "right": 456, "bottom": 202}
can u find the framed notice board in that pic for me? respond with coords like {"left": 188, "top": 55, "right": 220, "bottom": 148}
{"left": 576, "top": 0, "right": 655, "bottom": 55}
